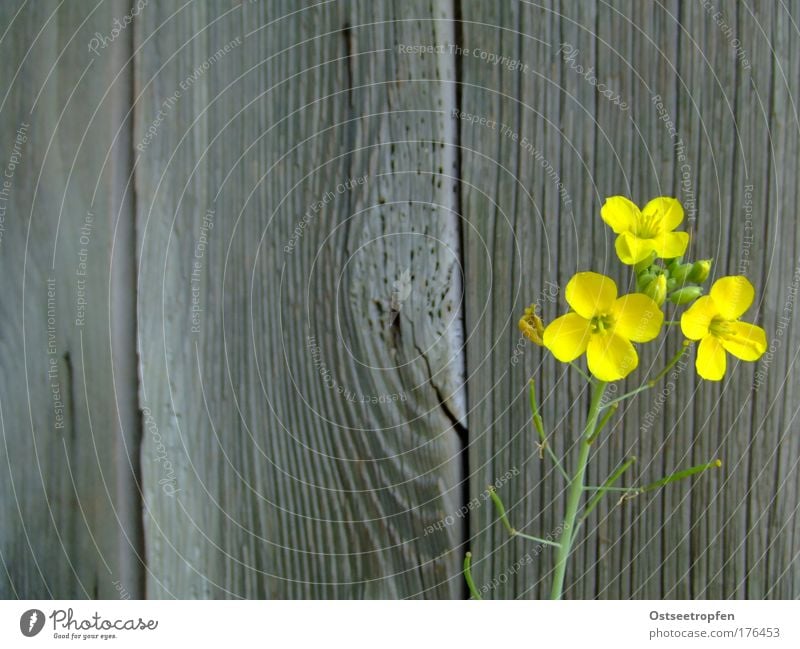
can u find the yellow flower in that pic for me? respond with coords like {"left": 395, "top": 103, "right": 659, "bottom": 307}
{"left": 519, "top": 304, "right": 545, "bottom": 345}
{"left": 543, "top": 272, "right": 664, "bottom": 381}
{"left": 680, "top": 275, "right": 767, "bottom": 381}
{"left": 601, "top": 196, "right": 690, "bottom": 265}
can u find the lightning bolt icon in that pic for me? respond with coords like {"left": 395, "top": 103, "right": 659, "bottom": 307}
{"left": 28, "top": 612, "right": 37, "bottom": 632}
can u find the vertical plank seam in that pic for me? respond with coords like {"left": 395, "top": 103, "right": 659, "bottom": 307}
{"left": 751, "top": 2, "right": 778, "bottom": 598}
{"left": 451, "top": 0, "right": 471, "bottom": 600}
{"left": 671, "top": 0, "right": 686, "bottom": 600}
{"left": 119, "top": 0, "right": 146, "bottom": 599}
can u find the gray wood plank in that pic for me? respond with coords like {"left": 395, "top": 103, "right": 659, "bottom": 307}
{"left": 0, "top": 0, "right": 142, "bottom": 598}
{"left": 134, "top": 0, "right": 465, "bottom": 598}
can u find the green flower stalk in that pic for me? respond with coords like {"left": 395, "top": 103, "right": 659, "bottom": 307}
{"left": 549, "top": 380, "right": 607, "bottom": 600}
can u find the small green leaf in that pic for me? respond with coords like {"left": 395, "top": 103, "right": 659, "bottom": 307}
{"left": 488, "top": 486, "right": 514, "bottom": 535}
{"left": 463, "top": 552, "right": 482, "bottom": 600}
{"left": 641, "top": 459, "right": 722, "bottom": 492}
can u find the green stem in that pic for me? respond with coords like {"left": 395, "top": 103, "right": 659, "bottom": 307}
{"left": 489, "top": 485, "right": 560, "bottom": 547}
{"left": 645, "top": 341, "right": 692, "bottom": 387}
{"left": 587, "top": 402, "right": 618, "bottom": 444}
{"left": 463, "top": 552, "right": 482, "bottom": 600}
{"left": 583, "top": 485, "right": 639, "bottom": 493}
{"left": 529, "top": 379, "right": 569, "bottom": 481}
{"left": 513, "top": 531, "right": 561, "bottom": 547}
{"left": 541, "top": 446, "right": 569, "bottom": 481}
{"left": 529, "top": 379, "right": 546, "bottom": 441}
{"left": 600, "top": 342, "right": 691, "bottom": 409}
{"left": 640, "top": 459, "right": 722, "bottom": 492}
{"left": 569, "top": 362, "right": 591, "bottom": 382}
{"left": 549, "top": 380, "right": 607, "bottom": 600}
{"left": 601, "top": 384, "right": 650, "bottom": 408}
{"left": 488, "top": 486, "right": 515, "bottom": 536}
{"left": 580, "top": 456, "right": 638, "bottom": 524}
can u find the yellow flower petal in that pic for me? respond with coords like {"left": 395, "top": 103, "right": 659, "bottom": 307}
{"left": 642, "top": 197, "right": 684, "bottom": 231}
{"left": 680, "top": 296, "right": 719, "bottom": 340}
{"left": 719, "top": 321, "right": 767, "bottom": 361}
{"left": 601, "top": 196, "right": 639, "bottom": 234}
{"left": 611, "top": 293, "right": 664, "bottom": 342}
{"left": 586, "top": 332, "right": 638, "bottom": 381}
{"left": 565, "top": 272, "right": 617, "bottom": 319}
{"left": 615, "top": 231, "right": 656, "bottom": 265}
{"left": 652, "top": 230, "right": 690, "bottom": 258}
{"left": 543, "top": 312, "right": 592, "bottom": 362}
{"left": 696, "top": 335, "right": 726, "bottom": 381}
{"left": 710, "top": 276, "right": 755, "bottom": 320}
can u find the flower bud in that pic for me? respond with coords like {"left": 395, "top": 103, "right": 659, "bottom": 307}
{"left": 688, "top": 259, "right": 712, "bottom": 283}
{"left": 643, "top": 274, "right": 667, "bottom": 306}
{"left": 636, "top": 272, "right": 656, "bottom": 292}
{"left": 518, "top": 304, "right": 545, "bottom": 346}
{"left": 668, "top": 285, "right": 703, "bottom": 305}
{"left": 634, "top": 251, "right": 657, "bottom": 274}
{"left": 669, "top": 263, "right": 694, "bottom": 284}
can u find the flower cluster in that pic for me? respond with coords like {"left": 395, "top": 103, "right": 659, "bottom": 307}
{"left": 522, "top": 195, "right": 767, "bottom": 381}
{"left": 471, "top": 194, "right": 766, "bottom": 603}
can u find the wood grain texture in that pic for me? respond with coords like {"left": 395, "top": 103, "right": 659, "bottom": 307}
{"left": 0, "top": 0, "right": 142, "bottom": 598}
{"left": 133, "top": 0, "right": 465, "bottom": 599}
{"left": 461, "top": 0, "right": 800, "bottom": 599}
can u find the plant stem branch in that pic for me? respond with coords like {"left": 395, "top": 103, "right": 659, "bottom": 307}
{"left": 543, "top": 447, "right": 569, "bottom": 481}
{"left": 600, "top": 342, "right": 692, "bottom": 409}
{"left": 583, "top": 485, "right": 640, "bottom": 493}
{"left": 529, "top": 379, "right": 569, "bottom": 481}
{"left": 489, "top": 485, "right": 560, "bottom": 547}
{"left": 488, "top": 486, "right": 515, "bottom": 535}
{"left": 513, "top": 531, "right": 561, "bottom": 547}
{"left": 463, "top": 552, "right": 482, "bottom": 600}
{"left": 601, "top": 384, "right": 651, "bottom": 408}
{"left": 640, "top": 459, "right": 722, "bottom": 492}
{"left": 569, "top": 362, "right": 591, "bottom": 381}
{"left": 587, "top": 402, "right": 618, "bottom": 444}
{"left": 645, "top": 341, "right": 692, "bottom": 387}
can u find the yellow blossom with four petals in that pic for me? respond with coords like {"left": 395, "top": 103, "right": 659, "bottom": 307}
{"left": 680, "top": 276, "right": 767, "bottom": 381}
{"left": 543, "top": 272, "right": 664, "bottom": 381}
{"left": 601, "top": 196, "right": 690, "bottom": 265}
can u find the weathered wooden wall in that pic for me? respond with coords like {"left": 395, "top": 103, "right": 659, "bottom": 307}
{"left": 461, "top": 0, "right": 800, "bottom": 599}
{"left": 1, "top": 0, "right": 798, "bottom": 599}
